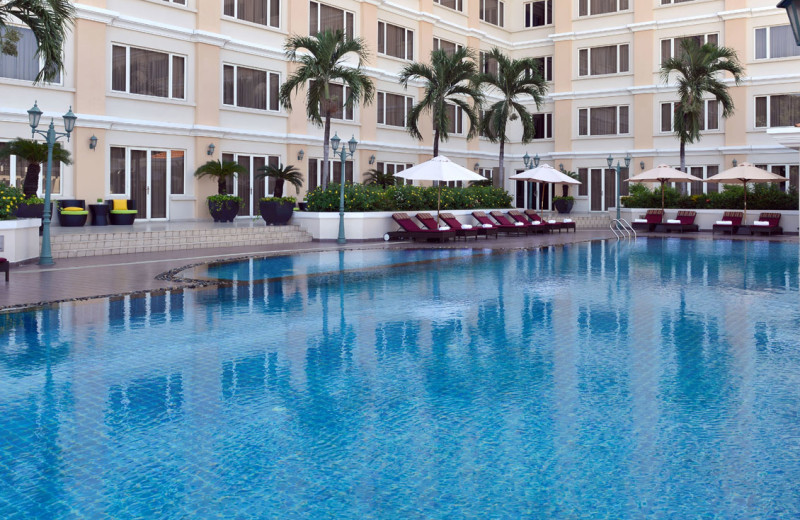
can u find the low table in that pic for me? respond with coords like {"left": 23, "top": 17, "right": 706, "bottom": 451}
{"left": 89, "top": 204, "right": 109, "bottom": 226}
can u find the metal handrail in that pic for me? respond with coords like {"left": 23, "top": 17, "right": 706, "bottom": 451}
{"left": 610, "top": 218, "right": 636, "bottom": 240}
{"left": 618, "top": 218, "right": 637, "bottom": 239}
{"left": 610, "top": 221, "right": 622, "bottom": 239}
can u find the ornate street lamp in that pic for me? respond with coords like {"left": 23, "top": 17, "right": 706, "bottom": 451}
{"left": 778, "top": 0, "right": 800, "bottom": 45}
{"left": 607, "top": 154, "right": 631, "bottom": 220}
{"left": 27, "top": 102, "right": 76, "bottom": 265}
{"left": 330, "top": 132, "right": 357, "bottom": 244}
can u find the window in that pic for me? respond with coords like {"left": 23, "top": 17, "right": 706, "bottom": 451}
{"left": 433, "top": 38, "right": 463, "bottom": 56}
{"left": 479, "top": 110, "right": 492, "bottom": 138}
{"left": 112, "top": 45, "right": 185, "bottom": 99}
{"left": 660, "top": 100, "right": 719, "bottom": 133}
{"left": 579, "top": 44, "right": 629, "bottom": 76}
{"left": 578, "top": 106, "right": 629, "bottom": 136}
{"left": 480, "top": 0, "right": 504, "bottom": 26}
{"left": 377, "top": 92, "right": 413, "bottom": 127}
{"left": 378, "top": 22, "right": 413, "bottom": 60}
{"left": 221, "top": 153, "right": 280, "bottom": 215}
{"left": 754, "top": 164, "right": 799, "bottom": 193}
{"left": 661, "top": 0, "right": 697, "bottom": 4}
{"left": 0, "top": 26, "right": 61, "bottom": 83}
{"left": 660, "top": 34, "right": 718, "bottom": 63}
{"left": 686, "top": 165, "right": 719, "bottom": 195}
{"left": 532, "top": 56, "right": 553, "bottom": 81}
{"left": 0, "top": 142, "right": 62, "bottom": 195}
{"left": 446, "top": 103, "right": 464, "bottom": 135}
{"left": 224, "top": 0, "right": 279, "bottom": 28}
{"left": 755, "top": 26, "right": 800, "bottom": 60}
{"left": 311, "top": 81, "right": 353, "bottom": 120}
{"left": 755, "top": 94, "right": 800, "bottom": 128}
{"left": 480, "top": 51, "right": 499, "bottom": 75}
{"left": 524, "top": 0, "right": 552, "bottom": 27}
{"left": 223, "top": 65, "right": 280, "bottom": 111}
{"left": 109, "top": 147, "right": 184, "bottom": 219}
{"left": 376, "top": 162, "right": 414, "bottom": 186}
{"left": 309, "top": 2, "right": 354, "bottom": 40}
{"left": 579, "top": 0, "right": 628, "bottom": 16}
{"left": 533, "top": 113, "right": 553, "bottom": 139}
{"left": 308, "top": 158, "right": 353, "bottom": 191}
{"left": 434, "top": 0, "right": 463, "bottom": 12}
{"left": 479, "top": 168, "right": 494, "bottom": 184}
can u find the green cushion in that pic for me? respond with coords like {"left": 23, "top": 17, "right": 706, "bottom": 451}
{"left": 60, "top": 210, "right": 88, "bottom": 215}
{"left": 110, "top": 209, "right": 138, "bottom": 214}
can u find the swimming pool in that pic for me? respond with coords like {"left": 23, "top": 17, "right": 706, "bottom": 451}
{"left": 1, "top": 239, "right": 799, "bottom": 518}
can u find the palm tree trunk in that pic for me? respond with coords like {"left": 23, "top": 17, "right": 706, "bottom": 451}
{"left": 433, "top": 128, "right": 440, "bottom": 158}
{"left": 23, "top": 163, "right": 41, "bottom": 198}
{"left": 679, "top": 139, "right": 686, "bottom": 173}
{"left": 498, "top": 139, "right": 505, "bottom": 190}
{"left": 218, "top": 177, "right": 226, "bottom": 195}
{"left": 322, "top": 114, "right": 331, "bottom": 190}
{"left": 274, "top": 179, "right": 284, "bottom": 199}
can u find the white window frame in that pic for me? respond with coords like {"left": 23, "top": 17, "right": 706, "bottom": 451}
{"left": 578, "top": 106, "right": 630, "bottom": 136}
{"left": 532, "top": 56, "right": 553, "bottom": 82}
{"left": 433, "top": 38, "right": 463, "bottom": 54}
{"left": 578, "top": 44, "right": 629, "bottom": 77}
{"left": 446, "top": 103, "right": 465, "bottom": 135}
{"left": 377, "top": 91, "right": 414, "bottom": 128}
{"left": 222, "top": 64, "right": 280, "bottom": 112}
{"left": 378, "top": 21, "right": 414, "bottom": 61}
{"left": 479, "top": 0, "right": 505, "bottom": 27}
{"left": 0, "top": 25, "right": 63, "bottom": 85}
{"left": 755, "top": 25, "right": 800, "bottom": 60}
{"left": 660, "top": 34, "right": 718, "bottom": 64}
{"left": 480, "top": 51, "right": 499, "bottom": 75}
{"left": 532, "top": 112, "right": 553, "bottom": 140}
{"left": 660, "top": 100, "right": 720, "bottom": 134}
{"left": 223, "top": 0, "right": 279, "bottom": 28}
{"left": 314, "top": 81, "right": 354, "bottom": 121}
{"left": 433, "top": 0, "right": 463, "bottom": 12}
{"left": 111, "top": 44, "right": 186, "bottom": 100}
{"left": 376, "top": 161, "right": 415, "bottom": 186}
{"left": 309, "top": 1, "right": 354, "bottom": 39}
{"left": 524, "top": 0, "right": 553, "bottom": 27}
{"left": 754, "top": 94, "right": 800, "bottom": 128}
{"left": 579, "top": 0, "right": 629, "bottom": 16}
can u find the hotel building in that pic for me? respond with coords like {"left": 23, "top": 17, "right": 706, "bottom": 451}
{"left": 0, "top": 0, "right": 797, "bottom": 219}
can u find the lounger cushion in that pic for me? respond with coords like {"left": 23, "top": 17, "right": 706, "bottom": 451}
{"left": 548, "top": 220, "right": 557, "bottom": 224}
{"left": 716, "top": 221, "right": 732, "bottom": 225}
{"left": 482, "top": 224, "right": 493, "bottom": 228}
{"left": 753, "top": 221, "right": 770, "bottom": 226}
{"left": 111, "top": 209, "right": 138, "bottom": 214}
{"left": 60, "top": 210, "right": 88, "bottom": 215}
{"left": 666, "top": 219, "right": 681, "bottom": 224}
{"left": 62, "top": 206, "right": 83, "bottom": 211}
{"left": 514, "top": 222, "right": 523, "bottom": 226}
{"left": 439, "top": 226, "right": 450, "bottom": 231}
{"left": 461, "top": 224, "right": 473, "bottom": 229}
{"left": 563, "top": 219, "right": 573, "bottom": 223}
{"left": 633, "top": 218, "right": 647, "bottom": 223}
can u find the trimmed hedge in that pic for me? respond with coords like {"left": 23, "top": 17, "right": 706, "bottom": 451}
{"left": 306, "top": 184, "right": 513, "bottom": 212}
{"left": 621, "top": 183, "right": 798, "bottom": 211}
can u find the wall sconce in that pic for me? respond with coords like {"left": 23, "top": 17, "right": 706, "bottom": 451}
{"left": 89, "top": 135, "right": 98, "bottom": 150}
{"left": 559, "top": 163, "right": 564, "bottom": 172}
{"left": 473, "top": 162, "right": 480, "bottom": 171}
{"left": 369, "top": 155, "right": 376, "bottom": 165}
{"left": 207, "top": 143, "right": 215, "bottom": 156}
{"left": 297, "top": 149, "right": 304, "bottom": 161}
{"left": 640, "top": 161, "right": 645, "bottom": 171}
{"left": 732, "top": 158, "right": 738, "bottom": 167}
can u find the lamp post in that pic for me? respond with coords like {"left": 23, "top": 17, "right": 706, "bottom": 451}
{"left": 607, "top": 153, "right": 631, "bottom": 220}
{"left": 330, "top": 132, "right": 357, "bottom": 245}
{"left": 27, "top": 102, "right": 76, "bottom": 265}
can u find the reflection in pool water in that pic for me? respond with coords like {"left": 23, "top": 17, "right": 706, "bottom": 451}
{"left": 1, "top": 239, "right": 799, "bottom": 518}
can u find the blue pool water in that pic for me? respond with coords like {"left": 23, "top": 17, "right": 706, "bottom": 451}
{"left": 1, "top": 239, "right": 800, "bottom": 518}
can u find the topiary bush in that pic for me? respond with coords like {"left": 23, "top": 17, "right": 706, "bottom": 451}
{"left": 305, "top": 184, "right": 512, "bottom": 212}
{"left": 621, "top": 183, "right": 797, "bottom": 211}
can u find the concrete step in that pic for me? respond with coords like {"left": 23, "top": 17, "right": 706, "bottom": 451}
{"left": 48, "top": 225, "right": 313, "bottom": 258}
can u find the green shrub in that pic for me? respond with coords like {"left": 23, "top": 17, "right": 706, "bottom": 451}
{"left": 621, "top": 183, "right": 797, "bottom": 211}
{"left": 0, "top": 184, "right": 24, "bottom": 220}
{"left": 305, "top": 184, "right": 512, "bottom": 212}
{"left": 260, "top": 196, "right": 296, "bottom": 204}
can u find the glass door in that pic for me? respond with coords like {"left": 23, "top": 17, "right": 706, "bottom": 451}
{"left": 130, "top": 149, "right": 169, "bottom": 220}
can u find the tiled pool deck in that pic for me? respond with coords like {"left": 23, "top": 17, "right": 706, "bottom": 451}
{"left": 1, "top": 227, "right": 796, "bottom": 311}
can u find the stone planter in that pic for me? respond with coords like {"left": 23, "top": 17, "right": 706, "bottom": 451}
{"left": 259, "top": 200, "right": 295, "bottom": 225}
{"left": 15, "top": 203, "right": 44, "bottom": 219}
{"left": 0, "top": 219, "right": 42, "bottom": 262}
{"left": 554, "top": 199, "right": 574, "bottom": 214}
{"left": 208, "top": 199, "right": 240, "bottom": 222}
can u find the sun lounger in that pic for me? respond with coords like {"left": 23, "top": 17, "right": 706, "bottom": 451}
{"left": 712, "top": 211, "right": 743, "bottom": 235}
{"left": 662, "top": 211, "right": 698, "bottom": 233}
{"left": 440, "top": 212, "right": 496, "bottom": 239}
{"left": 389, "top": 213, "right": 456, "bottom": 242}
{"left": 416, "top": 212, "right": 478, "bottom": 240}
{"left": 472, "top": 211, "right": 525, "bottom": 235}
{"left": 631, "top": 209, "right": 664, "bottom": 232}
{"left": 522, "top": 210, "right": 564, "bottom": 233}
{"left": 750, "top": 212, "right": 783, "bottom": 236}
{"left": 490, "top": 211, "right": 537, "bottom": 234}
{"left": 508, "top": 210, "right": 548, "bottom": 233}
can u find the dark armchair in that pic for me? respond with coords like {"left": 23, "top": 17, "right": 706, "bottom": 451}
{"left": 57, "top": 199, "right": 88, "bottom": 227}
{"left": 107, "top": 199, "right": 138, "bottom": 225}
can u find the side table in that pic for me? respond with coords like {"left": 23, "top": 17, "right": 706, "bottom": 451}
{"left": 89, "top": 204, "right": 110, "bottom": 226}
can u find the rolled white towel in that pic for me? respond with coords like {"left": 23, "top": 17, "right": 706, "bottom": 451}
{"left": 563, "top": 219, "right": 573, "bottom": 223}
{"left": 633, "top": 218, "right": 648, "bottom": 223}
{"left": 438, "top": 226, "right": 451, "bottom": 231}
{"left": 753, "top": 220, "right": 770, "bottom": 226}
{"left": 547, "top": 220, "right": 557, "bottom": 224}
{"left": 715, "top": 220, "right": 732, "bottom": 225}
{"left": 531, "top": 221, "right": 541, "bottom": 225}
{"left": 666, "top": 219, "right": 681, "bottom": 224}
{"left": 514, "top": 221, "right": 524, "bottom": 226}
{"left": 482, "top": 223, "right": 493, "bottom": 228}
{"left": 461, "top": 224, "right": 473, "bottom": 229}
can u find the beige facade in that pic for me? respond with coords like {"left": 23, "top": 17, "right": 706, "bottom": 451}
{"left": 0, "top": 0, "right": 798, "bottom": 218}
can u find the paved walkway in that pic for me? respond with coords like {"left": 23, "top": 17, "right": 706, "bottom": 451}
{"left": 1, "top": 229, "right": 796, "bottom": 311}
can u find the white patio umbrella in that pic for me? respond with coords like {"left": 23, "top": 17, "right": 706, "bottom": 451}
{"left": 509, "top": 164, "right": 581, "bottom": 214}
{"left": 625, "top": 164, "right": 704, "bottom": 212}
{"left": 705, "top": 162, "right": 789, "bottom": 222}
{"left": 394, "top": 155, "right": 488, "bottom": 224}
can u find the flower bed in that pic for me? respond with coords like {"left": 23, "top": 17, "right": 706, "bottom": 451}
{"left": 306, "top": 184, "right": 512, "bottom": 212}
{"left": 622, "top": 183, "right": 798, "bottom": 210}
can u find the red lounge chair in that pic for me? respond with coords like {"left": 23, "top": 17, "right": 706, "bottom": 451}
{"left": 416, "top": 212, "right": 478, "bottom": 241}
{"left": 440, "top": 212, "right": 496, "bottom": 240}
{"left": 662, "top": 211, "right": 698, "bottom": 233}
{"left": 390, "top": 213, "right": 456, "bottom": 242}
{"left": 631, "top": 209, "right": 664, "bottom": 232}
{"left": 751, "top": 212, "right": 783, "bottom": 236}
{"left": 0, "top": 258, "right": 8, "bottom": 282}
{"left": 508, "top": 210, "right": 548, "bottom": 233}
{"left": 712, "top": 211, "right": 743, "bottom": 235}
{"left": 522, "top": 210, "right": 562, "bottom": 233}
{"left": 490, "top": 211, "right": 539, "bottom": 235}
{"left": 472, "top": 211, "right": 524, "bottom": 235}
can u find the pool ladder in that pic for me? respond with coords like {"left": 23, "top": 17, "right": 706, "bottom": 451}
{"left": 610, "top": 218, "right": 637, "bottom": 240}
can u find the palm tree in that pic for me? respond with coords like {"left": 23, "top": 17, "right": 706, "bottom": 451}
{"left": 279, "top": 30, "right": 375, "bottom": 190}
{"left": 1, "top": 0, "right": 75, "bottom": 83}
{"left": 660, "top": 38, "right": 743, "bottom": 172}
{"left": 362, "top": 168, "right": 396, "bottom": 189}
{"left": 0, "top": 138, "right": 72, "bottom": 198}
{"left": 475, "top": 48, "right": 548, "bottom": 188}
{"left": 257, "top": 163, "right": 303, "bottom": 198}
{"left": 400, "top": 47, "right": 483, "bottom": 157}
{"left": 193, "top": 159, "right": 246, "bottom": 195}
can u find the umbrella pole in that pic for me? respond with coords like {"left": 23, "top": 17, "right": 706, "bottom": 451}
{"left": 743, "top": 180, "right": 747, "bottom": 223}
{"left": 661, "top": 181, "right": 665, "bottom": 212}
{"left": 437, "top": 185, "right": 441, "bottom": 226}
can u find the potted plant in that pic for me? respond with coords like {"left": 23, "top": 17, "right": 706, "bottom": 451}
{"left": 553, "top": 195, "right": 575, "bottom": 214}
{"left": 15, "top": 195, "right": 45, "bottom": 218}
{"left": 256, "top": 163, "right": 303, "bottom": 225}
{"left": 0, "top": 138, "right": 72, "bottom": 199}
{"left": 194, "top": 159, "right": 246, "bottom": 222}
